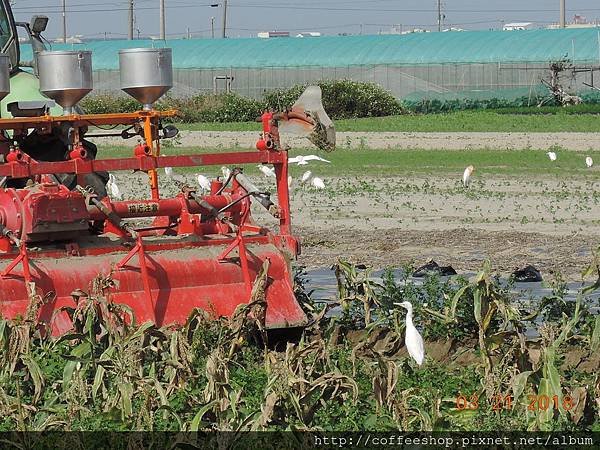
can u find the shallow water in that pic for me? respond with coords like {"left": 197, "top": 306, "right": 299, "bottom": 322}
{"left": 304, "top": 267, "right": 600, "bottom": 314}
{"left": 304, "top": 267, "right": 600, "bottom": 339}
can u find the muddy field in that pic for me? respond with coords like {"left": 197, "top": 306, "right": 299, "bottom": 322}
{"left": 110, "top": 167, "right": 600, "bottom": 280}
{"left": 100, "top": 130, "right": 600, "bottom": 151}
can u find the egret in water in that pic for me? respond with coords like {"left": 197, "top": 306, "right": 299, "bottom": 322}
{"left": 107, "top": 174, "right": 122, "bottom": 200}
{"left": 586, "top": 156, "right": 593, "bottom": 168}
{"left": 221, "top": 166, "right": 231, "bottom": 180}
{"left": 311, "top": 177, "right": 325, "bottom": 189}
{"left": 395, "top": 301, "right": 425, "bottom": 366}
{"left": 257, "top": 164, "right": 276, "bottom": 178}
{"left": 288, "top": 155, "right": 331, "bottom": 166}
{"left": 462, "top": 165, "right": 474, "bottom": 188}
{"left": 547, "top": 151, "right": 557, "bottom": 161}
{"left": 301, "top": 170, "right": 312, "bottom": 184}
{"left": 197, "top": 174, "right": 211, "bottom": 192}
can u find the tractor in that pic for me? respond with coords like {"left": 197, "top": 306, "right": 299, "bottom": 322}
{"left": 0, "top": 4, "right": 336, "bottom": 334}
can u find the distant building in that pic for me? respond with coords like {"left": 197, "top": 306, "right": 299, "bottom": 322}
{"left": 296, "top": 32, "right": 321, "bottom": 38}
{"left": 53, "top": 35, "right": 84, "bottom": 44}
{"left": 379, "top": 26, "right": 431, "bottom": 35}
{"left": 503, "top": 22, "right": 534, "bottom": 31}
{"left": 257, "top": 31, "right": 290, "bottom": 39}
{"left": 547, "top": 14, "right": 600, "bottom": 29}
{"left": 400, "top": 28, "right": 430, "bottom": 35}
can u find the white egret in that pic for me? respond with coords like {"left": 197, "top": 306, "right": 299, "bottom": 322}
{"left": 257, "top": 164, "right": 276, "bottom": 178}
{"left": 107, "top": 174, "right": 122, "bottom": 200}
{"left": 547, "top": 151, "right": 557, "bottom": 161}
{"left": 586, "top": 156, "right": 593, "bottom": 168}
{"left": 394, "top": 301, "right": 425, "bottom": 366}
{"left": 221, "top": 166, "right": 231, "bottom": 180}
{"left": 462, "top": 165, "right": 474, "bottom": 188}
{"left": 288, "top": 155, "right": 331, "bottom": 166}
{"left": 301, "top": 170, "right": 312, "bottom": 184}
{"left": 288, "top": 175, "right": 293, "bottom": 188}
{"left": 164, "top": 166, "right": 174, "bottom": 180}
{"left": 197, "top": 174, "right": 211, "bottom": 192}
{"left": 311, "top": 177, "right": 325, "bottom": 189}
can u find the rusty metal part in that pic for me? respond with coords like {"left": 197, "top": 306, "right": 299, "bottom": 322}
{"left": 234, "top": 172, "right": 281, "bottom": 218}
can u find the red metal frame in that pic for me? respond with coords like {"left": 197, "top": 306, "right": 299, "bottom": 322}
{"left": 0, "top": 110, "right": 302, "bottom": 331}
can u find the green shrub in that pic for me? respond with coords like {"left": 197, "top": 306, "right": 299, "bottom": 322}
{"left": 401, "top": 91, "right": 600, "bottom": 114}
{"left": 81, "top": 92, "right": 266, "bottom": 123}
{"left": 400, "top": 95, "right": 548, "bottom": 114}
{"left": 81, "top": 80, "right": 403, "bottom": 122}
{"left": 80, "top": 94, "right": 140, "bottom": 115}
{"left": 188, "top": 92, "right": 266, "bottom": 122}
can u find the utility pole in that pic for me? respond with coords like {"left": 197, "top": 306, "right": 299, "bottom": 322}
{"left": 211, "top": 17, "right": 215, "bottom": 38}
{"left": 437, "top": 0, "right": 442, "bottom": 32}
{"left": 560, "top": 0, "right": 566, "bottom": 28}
{"left": 128, "top": 0, "right": 134, "bottom": 40}
{"left": 221, "top": 0, "right": 227, "bottom": 38}
{"left": 159, "top": 0, "right": 165, "bottom": 40}
{"left": 62, "top": 0, "right": 67, "bottom": 43}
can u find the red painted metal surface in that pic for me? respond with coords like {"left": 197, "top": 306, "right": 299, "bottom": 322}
{"left": 0, "top": 242, "right": 305, "bottom": 334}
{"left": 0, "top": 109, "right": 307, "bottom": 334}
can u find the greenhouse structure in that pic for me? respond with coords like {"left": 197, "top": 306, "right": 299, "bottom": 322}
{"left": 21, "top": 28, "right": 600, "bottom": 102}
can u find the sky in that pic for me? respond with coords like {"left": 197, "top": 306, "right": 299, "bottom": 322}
{"left": 9, "top": 0, "right": 600, "bottom": 40}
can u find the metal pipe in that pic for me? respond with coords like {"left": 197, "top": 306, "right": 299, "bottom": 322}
{"left": 234, "top": 172, "right": 278, "bottom": 216}
{"left": 86, "top": 195, "right": 243, "bottom": 220}
{"left": 560, "top": 0, "right": 566, "bottom": 28}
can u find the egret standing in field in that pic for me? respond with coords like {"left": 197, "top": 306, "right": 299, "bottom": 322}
{"left": 547, "top": 151, "right": 557, "bottom": 161}
{"left": 462, "top": 165, "right": 474, "bottom": 188}
{"left": 221, "top": 166, "right": 231, "bottom": 180}
{"left": 395, "top": 301, "right": 425, "bottom": 366}
{"left": 586, "top": 156, "right": 593, "bottom": 168}
{"left": 288, "top": 155, "right": 331, "bottom": 166}
{"left": 197, "top": 174, "right": 211, "bottom": 192}
{"left": 164, "top": 166, "right": 174, "bottom": 180}
{"left": 107, "top": 174, "right": 122, "bottom": 200}
{"left": 311, "top": 177, "right": 325, "bottom": 189}
{"left": 301, "top": 170, "right": 312, "bottom": 184}
{"left": 257, "top": 164, "right": 276, "bottom": 178}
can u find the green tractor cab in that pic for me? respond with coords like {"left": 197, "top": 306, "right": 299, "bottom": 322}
{"left": 0, "top": 4, "right": 61, "bottom": 117}
{"left": 0, "top": 2, "right": 105, "bottom": 195}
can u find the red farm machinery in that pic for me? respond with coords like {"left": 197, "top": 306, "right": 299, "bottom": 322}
{"left": 0, "top": 39, "right": 335, "bottom": 334}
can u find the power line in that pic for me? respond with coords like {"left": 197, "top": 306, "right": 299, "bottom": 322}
{"left": 11, "top": 3, "right": 600, "bottom": 13}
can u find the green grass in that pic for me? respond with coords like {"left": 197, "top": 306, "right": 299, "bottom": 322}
{"left": 175, "top": 109, "right": 600, "bottom": 133}
{"left": 99, "top": 145, "right": 600, "bottom": 178}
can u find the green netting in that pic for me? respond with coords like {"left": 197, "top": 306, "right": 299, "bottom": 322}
{"left": 19, "top": 28, "right": 600, "bottom": 69}
{"left": 581, "top": 89, "right": 600, "bottom": 102}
